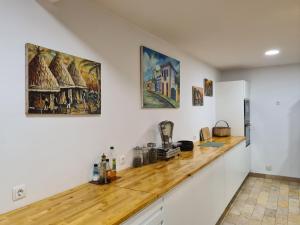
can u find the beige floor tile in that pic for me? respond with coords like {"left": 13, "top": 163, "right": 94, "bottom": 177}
{"left": 287, "top": 222, "right": 300, "bottom": 225}
{"left": 223, "top": 214, "right": 241, "bottom": 224}
{"left": 241, "top": 204, "right": 255, "bottom": 216}
{"left": 267, "top": 201, "right": 278, "bottom": 210}
{"left": 247, "top": 218, "right": 262, "bottom": 225}
{"left": 288, "top": 214, "right": 300, "bottom": 224}
{"left": 247, "top": 198, "right": 258, "bottom": 206}
{"left": 230, "top": 206, "right": 241, "bottom": 216}
{"left": 277, "top": 207, "right": 289, "bottom": 216}
{"left": 276, "top": 214, "right": 288, "bottom": 225}
{"left": 278, "top": 200, "right": 289, "bottom": 208}
{"left": 262, "top": 216, "right": 276, "bottom": 225}
{"left": 281, "top": 190, "right": 289, "bottom": 195}
{"left": 221, "top": 177, "right": 300, "bottom": 225}
{"left": 279, "top": 195, "right": 289, "bottom": 201}
{"left": 222, "top": 222, "right": 235, "bottom": 225}
{"left": 289, "top": 199, "right": 299, "bottom": 208}
{"left": 265, "top": 209, "right": 277, "bottom": 217}
{"left": 289, "top": 207, "right": 300, "bottom": 215}
{"left": 252, "top": 205, "right": 266, "bottom": 220}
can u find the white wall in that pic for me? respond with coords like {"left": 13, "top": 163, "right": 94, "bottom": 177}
{"left": 0, "top": 0, "right": 219, "bottom": 213}
{"left": 221, "top": 64, "right": 300, "bottom": 178}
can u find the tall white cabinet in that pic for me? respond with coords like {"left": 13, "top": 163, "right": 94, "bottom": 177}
{"left": 216, "top": 80, "right": 251, "bottom": 170}
{"left": 216, "top": 80, "right": 249, "bottom": 136}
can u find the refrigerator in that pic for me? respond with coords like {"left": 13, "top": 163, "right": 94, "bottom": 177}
{"left": 244, "top": 99, "right": 250, "bottom": 147}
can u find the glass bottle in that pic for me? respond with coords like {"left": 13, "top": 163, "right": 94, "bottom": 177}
{"left": 99, "top": 153, "right": 107, "bottom": 184}
{"left": 106, "top": 159, "right": 111, "bottom": 183}
{"left": 111, "top": 158, "right": 117, "bottom": 180}
{"left": 92, "top": 164, "right": 100, "bottom": 181}
{"left": 109, "top": 146, "right": 115, "bottom": 159}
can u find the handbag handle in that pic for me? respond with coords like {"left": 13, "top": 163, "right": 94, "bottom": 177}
{"left": 214, "top": 120, "right": 230, "bottom": 128}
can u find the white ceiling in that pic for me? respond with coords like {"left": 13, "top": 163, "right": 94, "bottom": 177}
{"left": 96, "top": 0, "right": 300, "bottom": 70}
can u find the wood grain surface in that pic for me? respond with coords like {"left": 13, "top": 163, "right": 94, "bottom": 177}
{"left": 0, "top": 136, "right": 245, "bottom": 225}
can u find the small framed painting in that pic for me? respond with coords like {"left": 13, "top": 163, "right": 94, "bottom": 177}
{"left": 141, "top": 46, "right": 180, "bottom": 108}
{"left": 192, "top": 86, "right": 204, "bottom": 106}
{"left": 204, "top": 78, "right": 213, "bottom": 96}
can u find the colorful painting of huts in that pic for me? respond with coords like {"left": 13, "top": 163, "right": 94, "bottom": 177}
{"left": 26, "top": 43, "right": 101, "bottom": 115}
{"left": 141, "top": 46, "right": 180, "bottom": 108}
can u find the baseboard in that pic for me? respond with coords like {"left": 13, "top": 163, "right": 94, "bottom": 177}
{"left": 249, "top": 172, "right": 300, "bottom": 183}
{"left": 215, "top": 173, "right": 250, "bottom": 225}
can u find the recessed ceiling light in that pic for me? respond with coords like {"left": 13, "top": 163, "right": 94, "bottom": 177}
{"left": 265, "top": 49, "right": 280, "bottom": 56}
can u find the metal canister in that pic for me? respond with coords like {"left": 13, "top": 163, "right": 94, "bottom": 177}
{"left": 142, "top": 146, "right": 150, "bottom": 165}
{"left": 133, "top": 146, "right": 143, "bottom": 168}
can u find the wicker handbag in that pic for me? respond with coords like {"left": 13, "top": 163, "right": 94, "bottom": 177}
{"left": 212, "top": 120, "right": 231, "bottom": 137}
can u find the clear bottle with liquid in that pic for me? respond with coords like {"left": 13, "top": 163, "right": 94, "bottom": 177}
{"left": 106, "top": 158, "right": 111, "bottom": 183}
{"left": 92, "top": 164, "right": 100, "bottom": 181}
{"left": 99, "top": 153, "right": 107, "bottom": 184}
{"left": 109, "top": 146, "right": 117, "bottom": 180}
{"left": 111, "top": 158, "right": 117, "bottom": 180}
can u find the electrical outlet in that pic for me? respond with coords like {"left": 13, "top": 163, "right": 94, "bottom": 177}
{"left": 193, "top": 136, "right": 197, "bottom": 140}
{"left": 12, "top": 184, "right": 26, "bottom": 201}
{"left": 265, "top": 165, "right": 272, "bottom": 171}
{"left": 120, "top": 155, "right": 126, "bottom": 165}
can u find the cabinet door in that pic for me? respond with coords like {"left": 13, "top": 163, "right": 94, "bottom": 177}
{"left": 164, "top": 156, "right": 225, "bottom": 225}
{"left": 121, "top": 198, "right": 163, "bottom": 225}
{"left": 194, "top": 156, "right": 226, "bottom": 224}
{"left": 224, "top": 143, "right": 241, "bottom": 203}
{"left": 164, "top": 175, "right": 201, "bottom": 225}
{"left": 244, "top": 145, "right": 251, "bottom": 176}
{"left": 216, "top": 81, "right": 246, "bottom": 136}
{"left": 224, "top": 141, "right": 247, "bottom": 204}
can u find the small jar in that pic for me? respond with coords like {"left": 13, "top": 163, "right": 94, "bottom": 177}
{"left": 142, "top": 146, "right": 150, "bottom": 165}
{"left": 133, "top": 146, "right": 143, "bottom": 168}
{"left": 147, "top": 143, "right": 157, "bottom": 163}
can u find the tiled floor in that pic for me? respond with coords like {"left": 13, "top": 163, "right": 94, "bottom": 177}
{"left": 221, "top": 176, "right": 300, "bottom": 225}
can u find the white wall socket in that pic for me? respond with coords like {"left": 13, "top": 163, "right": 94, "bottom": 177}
{"left": 12, "top": 184, "right": 26, "bottom": 201}
{"left": 265, "top": 165, "right": 272, "bottom": 171}
{"left": 193, "top": 136, "right": 197, "bottom": 140}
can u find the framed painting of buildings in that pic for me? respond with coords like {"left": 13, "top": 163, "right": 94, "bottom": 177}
{"left": 204, "top": 78, "right": 213, "bottom": 96}
{"left": 26, "top": 43, "right": 101, "bottom": 115}
{"left": 141, "top": 46, "right": 180, "bottom": 108}
{"left": 192, "top": 86, "right": 204, "bottom": 106}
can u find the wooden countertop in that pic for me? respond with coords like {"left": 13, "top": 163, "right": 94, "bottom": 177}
{"left": 0, "top": 136, "right": 245, "bottom": 225}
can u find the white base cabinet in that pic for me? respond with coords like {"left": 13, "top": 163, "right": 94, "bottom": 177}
{"left": 224, "top": 141, "right": 249, "bottom": 204}
{"left": 121, "top": 198, "right": 164, "bottom": 225}
{"left": 123, "top": 141, "right": 249, "bottom": 225}
{"left": 164, "top": 155, "right": 225, "bottom": 225}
